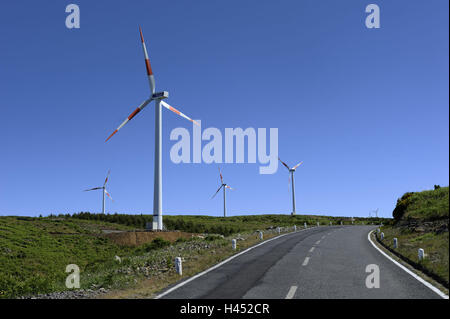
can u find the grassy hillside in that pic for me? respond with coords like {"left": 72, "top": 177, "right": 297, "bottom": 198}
{"left": 1, "top": 213, "right": 388, "bottom": 298}
{"left": 380, "top": 186, "right": 449, "bottom": 287}
{"left": 393, "top": 186, "right": 449, "bottom": 222}
{"left": 0, "top": 217, "right": 135, "bottom": 298}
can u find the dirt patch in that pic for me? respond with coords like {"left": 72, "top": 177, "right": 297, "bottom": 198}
{"left": 104, "top": 231, "right": 196, "bottom": 247}
{"left": 396, "top": 218, "right": 449, "bottom": 234}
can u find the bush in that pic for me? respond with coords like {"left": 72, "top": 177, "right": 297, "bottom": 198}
{"left": 137, "top": 238, "right": 171, "bottom": 253}
{"left": 205, "top": 235, "right": 223, "bottom": 241}
{"left": 393, "top": 192, "right": 415, "bottom": 222}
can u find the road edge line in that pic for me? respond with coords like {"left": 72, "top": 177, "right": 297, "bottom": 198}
{"left": 367, "top": 230, "right": 448, "bottom": 299}
{"left": 154, "top": 227, "right": 320, "bottom": 299}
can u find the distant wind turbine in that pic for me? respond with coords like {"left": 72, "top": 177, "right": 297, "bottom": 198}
{"left": 212, "top": 168, "right": 233, "bottom": 217}
{"left": 84, "top": 170, "right": 113, "bottom": 214}
{"left": 279, "top": 158, "right": 303, "bottom": 216}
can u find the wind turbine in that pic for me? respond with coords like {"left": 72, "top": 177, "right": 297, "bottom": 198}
{"left": 105, "top": 26, "right": 199, "bottom": 230}
{"left": 278, "top": 157, "right": 303, "bottom": 216}
{"left": 212, "top": 168, "right": 233, "bottom": 217}
{"left": 84, "top": 170, "right": 113, "bottom": 214}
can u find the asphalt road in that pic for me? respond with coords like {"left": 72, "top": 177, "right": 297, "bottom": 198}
{"left": 157, "top": 226, "right": 442, "bottom": 299}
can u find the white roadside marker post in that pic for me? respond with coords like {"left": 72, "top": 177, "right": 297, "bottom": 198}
{"left": 317, "top": 222, "right": 320, "bottom": 227}
{"left": 380, "top": 232, "right": 384, "bottom": 240}
{"left": 232, "top": 239, "right": 237, "bottom": 250}
{"left": 175, "top": 257, "right": 182, "bottom": 275}
{"left": 293, "top": 225, "right": 297, "bottom": 232}
{"left": 393, "top": 238, "right": 398, "bottom": 249}
{"left": 304, "top": 222, "right": 307, "bottom": 229}
{"left": 377, "top": 228, "right": 380, "bottom": 234}
{"left": 330, "top": 221, "right": 332, "bottom": 226}
{"left": 277, "top": 227, "right": 281, "bottom": 234}
{"left": 259, "top": 231, "right": 263, "bottom": 240}
{"left": 418, "top": 248, "right": 425, "bottom": 261}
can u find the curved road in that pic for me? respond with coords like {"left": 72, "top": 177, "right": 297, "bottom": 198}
{"left": 157, "top": 226, "right": 443, "bottom": 299}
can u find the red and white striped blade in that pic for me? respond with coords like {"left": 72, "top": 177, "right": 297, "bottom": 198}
{"left": 219, "top": 167, "right": 223, "bottom": 184}
{"left": 105, "top": 99, "right": 151, "bottom": 142}
{"left": 292, "top": 161, "right": 303, "bottom": 170}
{"left": 211, "top": 184, "right": 224, "bottom": 199}
{"left": 278, "top": 157, "right": 290, "bottom": 170}
{"left": 84, "top": 187, "right": 102, "bottom": 192}
{"left": 160, "top": 100, "right": 199, "bottom": 126}
{"left": 225, "top": 185, "right": 233, "bottom": 190}
{"left": 105, "top": 189, "right": 114, "bottom": 202}
{"left": 139, "top": 26, "right": 156, "bottom": 94}
{"left": 104, "top": 170, "right": 111, "bottom": 186}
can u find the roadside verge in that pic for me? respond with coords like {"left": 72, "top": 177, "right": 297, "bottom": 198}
{"left": 368, "top": 230, "right": 448, "bottom": 299}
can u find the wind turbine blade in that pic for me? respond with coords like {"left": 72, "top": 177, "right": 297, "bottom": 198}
{"left": 104, "top": 170, "right": 111, "bottom": 187}
{"left": 160, "top": 101, "right": 199, "bottom": 126}
{"left": 292, "top": 161, "right": 303, "bottom": 170}
{"left": 225, "top": 185, "right": 233, "bottom": 190}
{"left": 278, "top": 157, "right": 290, "bottom": 170}
{"left": 211, "top": 184, "right": 224, "bottom": 199}
{"left": 139, "top": 26, "right": 156, "bottom": 94}
{"left": 219, "top": 167, "right": 223, "bottom": 184}
{"left": 105, "top": 99, "right": 151, "bottom": 142}
{"left": 84, "top": 187, "right": 103, "bottom": 192}
{"left": 105, "top": 189, "right": 114, "bottom": 202}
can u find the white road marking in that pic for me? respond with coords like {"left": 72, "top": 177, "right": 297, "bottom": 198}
{"left": 315, "top": 240, "right": 321, "bottom": 245}
{"left": 367, "top": 230, "right": 448, "bottom": 299}
{"left": 309, "top": 247, "right": 315, "bottom": 253}
{"left": 302, "top": 257, "right": 310, "bottom": 266}
{"left": 285, "top": 286, "right": 298, "bottom": 299}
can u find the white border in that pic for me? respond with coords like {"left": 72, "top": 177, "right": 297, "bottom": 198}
{"left": 367, "top": 230, "right": 448, "bottom": 299}
{"left": 154, "top": 227, "right": 313, "bottom": 299}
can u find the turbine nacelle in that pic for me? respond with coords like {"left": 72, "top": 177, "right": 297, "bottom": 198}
{"left": 151, "top": 91, "right": 169, "bottom": 100}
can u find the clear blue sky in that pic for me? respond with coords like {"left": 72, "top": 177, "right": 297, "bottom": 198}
{"left": 0, "top": 0, "right": 448, "bottom": 218}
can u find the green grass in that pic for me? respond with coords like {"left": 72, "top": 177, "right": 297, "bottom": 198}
{"left": 0, "top": 217, "right": 135, "bottom": 298}
{"left": 393, "top": 186, "right": 449, "bottom": 222}
{"left": 379, "top": 226, "right": 449, "bottom": 285}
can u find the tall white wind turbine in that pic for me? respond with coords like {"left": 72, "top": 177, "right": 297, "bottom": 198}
{"left": 84, "top": 170, "right": 113, "bottom": 214}
{"left": 278, "top": 157, "right": 303, "bottom": 216}
{"left": 105, "top": 27, "right": 199, "bottom": 231}
{"left": 211, "top": 168, "right": 233, "bottom": 217}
